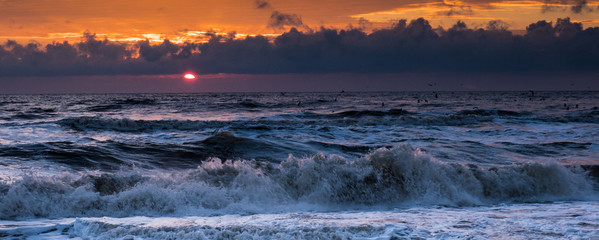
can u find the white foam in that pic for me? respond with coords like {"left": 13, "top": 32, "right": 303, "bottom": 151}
{"left": 0, "top": 146, "right": 596, "bottom": 220}
{"left": 2, "top": 201, "right": 598, "bottom": 239}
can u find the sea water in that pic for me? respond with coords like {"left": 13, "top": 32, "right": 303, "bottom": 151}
{"left": 0, "top": 91, "right": 597, "bottom": 239}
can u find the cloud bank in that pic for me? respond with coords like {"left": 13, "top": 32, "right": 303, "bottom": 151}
{"left": 1, "top": 18, "right": 598, "bottom": 77}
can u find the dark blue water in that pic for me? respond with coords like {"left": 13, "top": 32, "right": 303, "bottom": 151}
{"left": 0, "top": 91, "right": 598, "bottom": 239}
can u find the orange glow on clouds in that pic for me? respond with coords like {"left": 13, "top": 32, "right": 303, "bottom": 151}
{"left": 1, "top": 0, "right": 599, "bottom": 45}
{"left": 353, "top": 0, "right": 599, "bottom": 30}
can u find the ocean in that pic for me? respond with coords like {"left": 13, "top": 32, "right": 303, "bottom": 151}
{"left": 0, "top": 91, "right": 597, "bottom": 239}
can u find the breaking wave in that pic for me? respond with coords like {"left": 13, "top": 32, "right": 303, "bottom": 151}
{"left": 1, "top": 145, "right": 596, "bottom": 220}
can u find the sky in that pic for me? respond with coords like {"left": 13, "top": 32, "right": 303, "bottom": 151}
{"left": 1, "top": 0, "right": 598, "bottom": 43}
{"left": 1, "top": 0, "right": 599, "bottom": 93}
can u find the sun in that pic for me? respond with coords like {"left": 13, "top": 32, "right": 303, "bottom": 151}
{"left": 184, "top": 73, "right": 196, "bottom": 81}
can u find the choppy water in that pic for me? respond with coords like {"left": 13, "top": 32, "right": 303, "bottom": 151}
{"left": 0, "top": 91, "right": 598, "bottom": 239}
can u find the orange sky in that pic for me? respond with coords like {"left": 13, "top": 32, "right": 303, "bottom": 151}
{"left": 1, "top": 0, "right": 598, "bottom": 44}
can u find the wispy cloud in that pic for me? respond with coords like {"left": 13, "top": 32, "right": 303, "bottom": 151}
{"left": 268, "top": 11, "right": 305, "bottom": 29}
{"left": 254, "top": 0, "right": 308, "bottom": 30}
{"left": 541, "top": 0, "right": 597, "bottom": 13}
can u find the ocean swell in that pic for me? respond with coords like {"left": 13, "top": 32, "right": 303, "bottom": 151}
{"left": 57, "top": 117, "right": 214, "bottom": 132}
{"left": 55, "top": 108, "right": 599, "bottom": 135}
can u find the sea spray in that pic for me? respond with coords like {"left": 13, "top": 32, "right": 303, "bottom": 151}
{"left": 1, "top": 145, "right": 595, "bottom": 220}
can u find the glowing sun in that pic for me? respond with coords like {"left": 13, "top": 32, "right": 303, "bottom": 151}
{"left": 184, "top": 73, "right": 196, "bottom": 81}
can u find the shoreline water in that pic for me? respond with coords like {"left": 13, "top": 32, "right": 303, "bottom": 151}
{"left": 2, "top": 201, "right": 599, "bottom": 239}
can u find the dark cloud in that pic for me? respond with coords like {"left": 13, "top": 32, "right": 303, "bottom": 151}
{"left": 268, "top": 11, "right": 304, "bottom": 29}
{"left": 138, "top": 39, "right": 179, "bottom": 62}
{"left": 441, "top": 8, "right": 474, "bottom": 16}
{"left": 572, "top": 0, "right": 589, "bottom": 13}
{"left": 437, "top": 1, "right": 474, "bottom": 16}
{"left": 358, "top": 17, "right": 372, "bottom": 26}
{"left": 486, "top": 20, "right": 509, "bottom": 31}
{"left": 46, "top": 41, "right": 78, "bottom": 62}
{"left": 542, "top": 0, "right": 594, "bottom": 13}
{"left": 77, "top": 31, "right": 132, "bottom": 61}
{"left": 255, "top": 0, "right": 271, "bottom": 9}
{"left": 254, "top": 0, "right": 305, "bottom": 30}
{"left": 1, "top": 17, "right": 598, "bottom": 77}
{"left": 352, "top": 17, "right": 374, "bottom": 31}
{"left": 555, "top": 17, "right": 583, "bottom": 38}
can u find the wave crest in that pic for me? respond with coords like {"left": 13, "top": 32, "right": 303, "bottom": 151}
{"left": 0, "top": 145, "right": 596, "bottom": 219}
